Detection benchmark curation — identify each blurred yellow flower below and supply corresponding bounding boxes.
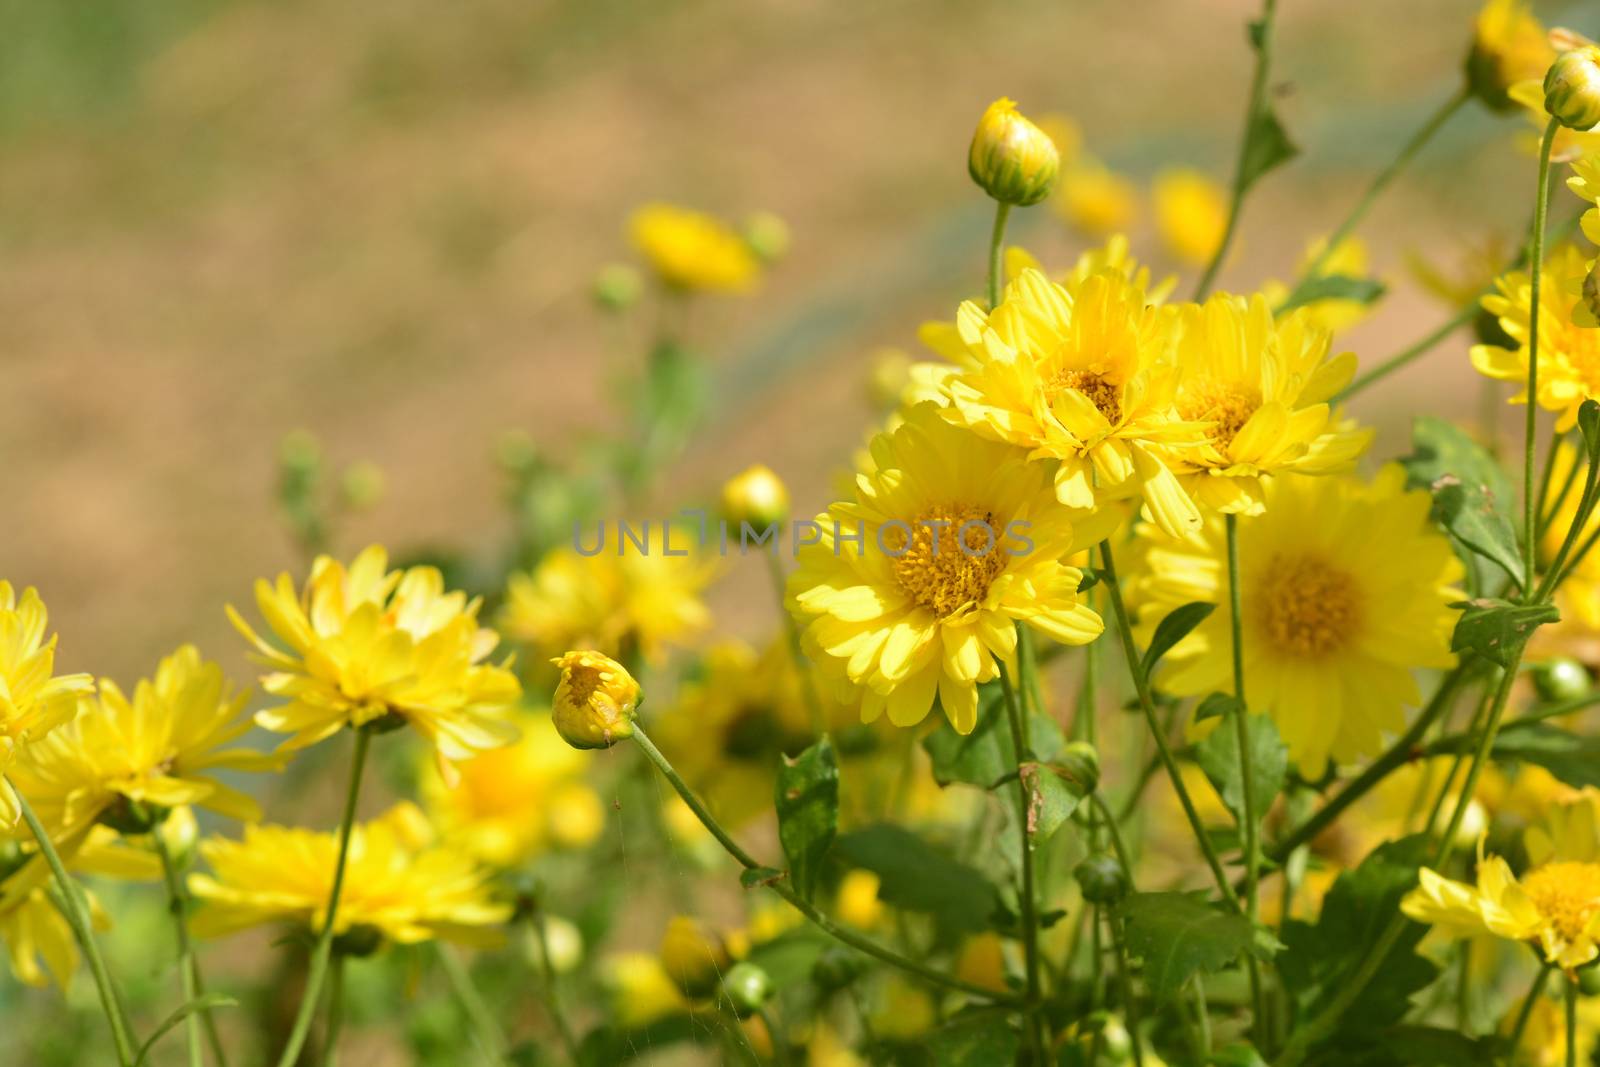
[721,464,790,531]
[1130,466,1464,778]
[935,267,1206,535]
[13,645,282,835]
[870,976,936,1039]
[422,709,603,867]
[954,931,1011,993]
[1503,991,1600,1066]
[788,404,1105,733]
[1472,243,1600,431]
[658,914,734,998]
[1466,0,1554,111]
[230,545,520,770]
[1055,158,1138,237]
[834,868,883,929]
[189,802,509,948]
[501,523,714,665]
[1539,442,1600,638]
[551,650,640,750]
[629,203,760,293]
[1167,293,1372,515]
[0,583,93,824]
[0,825,142,988]
[601,951,689,1027]
[1153,168,1227,266]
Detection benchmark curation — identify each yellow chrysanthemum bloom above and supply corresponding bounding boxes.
[12,645,283,835]
[501,523,714,665]
[1471,243,1600,431]
[934,267,1207,535]
[1465,0,1554,111]
[788,404,1105,733]
[1153,168,1227,266]
[659,914,737,999]
[229,545,520,770]
[1259,236,1376,336]
[1567,152,1600,325]
[1129,465,1464,777]
[1166,293,1373,515]
[421,708,603,868]
[189,802,509,947]
[1055,158,1138,237]
[629,203,760,293]
[835,868,884,929]
[0,583,93,824]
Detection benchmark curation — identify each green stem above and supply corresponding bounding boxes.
[1193,0,1278,301]
[1096,540,1238,904]
[10,784,139,1067]
[986,202,1013,310]
[1335,302,1477,402]
[629,724,1019,1003]
[1106,909,1146,1067]
[319,955,345,1067]
[1277,89,1468,312]
[766,548,824,737]
[529,909,580,1061]
[438,943,509,1066]
[1567,974,1578,1067]
[1224,516,1267,1041]
[1525,118,1560,591]
[1507,964,1554,1058]
[275,729,372,1067]
[154,829,227,1067]
[998,662,1047,1061]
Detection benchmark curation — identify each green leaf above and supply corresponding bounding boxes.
[1240,104,1298,193]
[925,1012,1021,1066]
[1485,722,1600,788]
[1118,891,1258,1002]
[1194,711,1288,822]
[1401,417,1523,587]
[134,994,237,1066]
[1141,602,1216,679]
[1321,1026,1499,1066]
[1579,398,1600,460]
[775,736,838,900]
[1018,761,1090,844]
[575,1015,709,1066]
[1194,692,1242,723]
[1450,598,1559,666]
[1275,273,1386,315]
[923,681,1063,788]
[833,825,1002,938]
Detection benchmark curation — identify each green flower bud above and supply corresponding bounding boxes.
[1075,854,1130,906]
[811,946,866,991]
[592,262,643,313]
[1058,741,1100,794]
[1580,962,1600,997]
[1532,657,1591,704]
[968,97,1060,207]
[1544,46,1600,131]
[721,962,773,1018]
[742,212,790,264]
[720,464,790,532]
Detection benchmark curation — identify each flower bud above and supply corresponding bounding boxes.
[659,915,731,999]
[1544,46,1600,131]
[720,464,790,532]
[1532,656,1591,704]
[593,262,643,313]
[1075,853,1130,905]
[720,962,774,1018]
[1580,963,1600,997]
[811,946,867,991]
[742,212,790,264]
[551,651,641,750]
[1058,740,1100,793]
[968,97,1060,207]
[1464,0,1554,111]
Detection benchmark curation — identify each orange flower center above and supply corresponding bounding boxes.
[1252,553,1363,657]
[888,504,1009,618]
[1522,861,1600,946]
[1178,379,1262,450]
[1047,369,1123,425]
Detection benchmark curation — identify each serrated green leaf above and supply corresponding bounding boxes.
[1401,417,1523,587]
[1119,891,1257,1002]
[833,825,1001,938]
[1194,711,1287,822]
[925,1012,1021,1066]
[1275,273,1386,315]
[1018,760,1090,844]
[1142,602,1216,679]
[1450,598,1558,666]
[776,737,838,900]
[1482,722,1600,788]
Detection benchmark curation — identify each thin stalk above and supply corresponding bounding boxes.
[1193,0,1279,301]
[154,829,227,1067]
[765,548,824,736]
[529,910,580,1060]
[1506,964,1554,1060]
[1567,975,1578,1067]
[319,955,346,1067]
[11,785,139,1067]
[986,202,1013,310]
[1097,540,1237,903]
[275,729,372,1067]
[1106,910,1146,1067]
[629,724,1019,1003]
[998,662,1046,1059]
[1524,118,1560,590]
[1277,88,1469,311]
[1336,302,1477,402]
[1537,427,1576,539]
[1224,515,1267,1040]
[438,943,509,1066]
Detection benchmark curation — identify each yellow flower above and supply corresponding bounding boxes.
[0,825,140,988]
[1166,292,1373,515]
[788,404,1105,733]
[422,708,603,867]
[550,650,640,750]
[968,97,1060,207]
[602,951,688,1027]
[934,267,1207,535]
[1153,168,1227,266]
[1055,158,1138,237]
[230,545,520,769]
[835,868,883,929]
[1538,442,1600,638]
[658,914,733,999]
[721,464,790,531]
[501,523,713,665]
[0,583,93,824]
[1466,0,1555,111]
[954,931,1011,993]
[12,646,283,836]
[1259,235,1377,336]
[629,203,760,293]
[1472,243,1600,431]
[1129,465,1464,777]
[189,802,509,947]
